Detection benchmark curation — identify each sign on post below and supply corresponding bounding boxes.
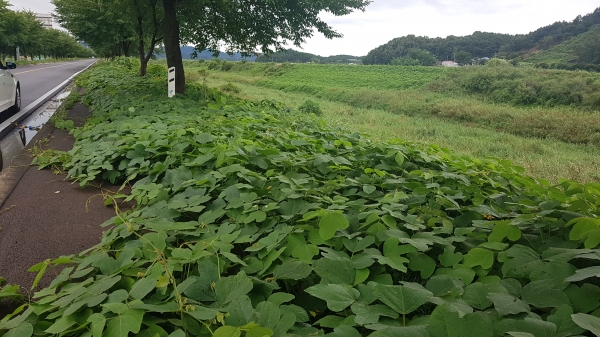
[168,67,175,98]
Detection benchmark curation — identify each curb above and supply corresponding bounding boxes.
[0,113,58,210]
[0,62,96,209]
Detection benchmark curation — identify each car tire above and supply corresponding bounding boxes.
[9,85,20,113]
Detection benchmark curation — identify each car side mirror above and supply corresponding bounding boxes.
[6,62,16,69]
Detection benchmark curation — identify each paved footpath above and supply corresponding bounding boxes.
[0,103,122,316]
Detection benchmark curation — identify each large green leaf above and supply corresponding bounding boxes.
[305,284,360,312]
[427,304,493,337]
[4,323,33,337]
[487,293,530,316]
[374,283,433,314]
[313,258,355,285]
[273,261,313,280]
[213,326,241,337]
[564,284,600,313]
[319,212,350,240]
[103,309,144,337]
[463,248,494,270]
[350,302,399,325]
[547,305,586,337]
[368,326,431,337]
[462,282,507,310]
[521,280,570,308]
[571,313,600,337]
[565,266,600,282]
[215,272,254,305]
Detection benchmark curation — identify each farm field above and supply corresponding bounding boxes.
[182,60,600,183]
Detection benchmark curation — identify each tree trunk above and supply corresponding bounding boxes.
[162,0,185,94]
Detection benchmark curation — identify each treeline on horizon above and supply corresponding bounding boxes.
[0,0,93,61]
[255,48,361,64]
[363,7,600,69]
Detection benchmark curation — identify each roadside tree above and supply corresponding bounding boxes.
[162,0,372,93]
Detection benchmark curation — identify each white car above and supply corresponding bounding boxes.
[0,61,20,114]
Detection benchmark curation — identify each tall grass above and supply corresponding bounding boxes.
[177,61,600,183]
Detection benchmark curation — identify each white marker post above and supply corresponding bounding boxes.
[168,67,175,98]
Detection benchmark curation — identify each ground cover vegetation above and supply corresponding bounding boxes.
[0,0,93,61]
[3,59,600,337]
[183,62,600,184]
[197,61,600,148]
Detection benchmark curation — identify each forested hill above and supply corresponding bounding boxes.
[364,6,600,65]
[255,49,361,64]
[363,32,512,65]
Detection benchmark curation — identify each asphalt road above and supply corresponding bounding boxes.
[0,59,96,125]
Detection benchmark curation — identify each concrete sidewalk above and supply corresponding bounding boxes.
[0,103,122,315]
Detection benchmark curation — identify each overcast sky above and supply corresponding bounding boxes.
[8,0,600,57]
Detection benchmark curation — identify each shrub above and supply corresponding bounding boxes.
[207,59,221,70]
[220,82,241,93]
[486,58,511,67]
[298,99,323,115]
[221,60,234,71]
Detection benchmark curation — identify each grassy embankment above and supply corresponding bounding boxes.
[178,60,600,183]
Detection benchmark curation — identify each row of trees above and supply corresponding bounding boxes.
[0,0,93,61]
[53,0,372,93]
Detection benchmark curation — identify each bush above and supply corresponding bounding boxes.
[486,58,511,67]
[207,59,221,70]
[298,99,323,115]
[221,60,234,71]
[219,82,241,93]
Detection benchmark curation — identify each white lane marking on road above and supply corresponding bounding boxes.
[0,61,97,135]
[13,61,88,75]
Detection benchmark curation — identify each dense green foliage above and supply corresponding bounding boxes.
[363,7,600,66]
[390,49,437,66]
[363,32,514,65]
[0,0,93,60]
[526,25,600,72]
[199,62,600,146]
[434,66,600,109]
[3,60,600,337]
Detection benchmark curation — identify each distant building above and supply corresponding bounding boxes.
[442,60,459,67]
[35,13,53,29]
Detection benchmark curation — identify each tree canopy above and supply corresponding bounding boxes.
[0,0,93,61]
[162,0,372,93]
[53,0,163,75]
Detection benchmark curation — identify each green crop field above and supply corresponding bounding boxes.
[259,64,452,91]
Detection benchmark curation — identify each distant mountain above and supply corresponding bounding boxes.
[364,6,600,68]
[255,49,362,64]
[156,46,256,61]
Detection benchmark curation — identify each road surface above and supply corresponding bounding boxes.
[0,59,96,126]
